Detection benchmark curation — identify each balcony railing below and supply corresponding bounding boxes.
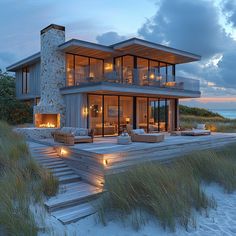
[67,66,200,92]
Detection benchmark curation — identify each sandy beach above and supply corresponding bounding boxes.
[38,183,236,236]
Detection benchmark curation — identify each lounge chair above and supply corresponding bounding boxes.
[130,129,165,143]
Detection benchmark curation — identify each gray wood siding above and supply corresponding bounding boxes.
[64,93,87,128]
[15,62,41,100]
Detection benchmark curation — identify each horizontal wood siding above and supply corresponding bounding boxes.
[15,62,41,100]
[64,93,87,128]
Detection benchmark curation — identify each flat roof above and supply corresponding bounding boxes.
[7,37,201,71]
[111,38,201,64]
[58,39,115,59]
[7,52,40,72]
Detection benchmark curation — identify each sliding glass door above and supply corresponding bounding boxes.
[88,95,172,136]
[136,97,148,132]
[88,95,103,136]
[88,95,133,136]
[104,96,119,136]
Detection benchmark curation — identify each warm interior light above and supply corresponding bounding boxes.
[89,72,94,78]
[125,117,130,124]
[165,82,176,87]
[103,159,108,166]
[104,63,113,71]
[60,148,68,157]
[150,73,155,79]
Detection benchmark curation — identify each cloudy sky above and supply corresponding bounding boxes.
[1,0,236,109]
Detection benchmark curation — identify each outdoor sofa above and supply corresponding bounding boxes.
[181,124,211,136]
[130,129,165,143]
[52,127,94,145]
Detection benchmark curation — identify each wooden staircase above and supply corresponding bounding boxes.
[28,142,103,224]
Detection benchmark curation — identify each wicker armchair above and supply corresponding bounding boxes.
[52,127,94,145]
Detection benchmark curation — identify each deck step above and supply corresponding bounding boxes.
[51,202,96,224]
[28,142,104,223]
[51,167,72,173]
[59,182,99,194]
[42,161,67,168]
[58,174,81,184]
[37,159,64,165]
[53,170,75,177]
[33,154,60,159]
[45,185,102,212]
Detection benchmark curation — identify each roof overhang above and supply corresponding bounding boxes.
[7,52,40,72]
[111,38,201,64]
[58,39,115,59]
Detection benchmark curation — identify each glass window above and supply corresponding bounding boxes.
[159,99,168,131]
[75,56,89,85]
[104,96,118,136]
[149,98,159,132]
[115,57,122,82]
[120,96,133,133]
[137,58,148,85]
[90,58,103,81]
[159,62,167,82]
[66,54,74,86]
[22,67,29,94]
[123,55,134,84]
[167,64,173,82]
[137,97,148,132]
[89,95,103,136]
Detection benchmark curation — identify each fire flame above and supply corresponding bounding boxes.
[39,122,56,128]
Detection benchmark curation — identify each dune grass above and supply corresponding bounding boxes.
[180,114,236,132]
[0,121,58,235]
[98,143,236,231]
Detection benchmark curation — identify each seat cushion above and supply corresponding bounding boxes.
[74,135,91,140]
[61,127,74,134]
[196,124,206,130]
[132,129,145,135]
[73,128,88,136]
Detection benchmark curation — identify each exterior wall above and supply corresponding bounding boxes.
[64,93,87,128]
[15,62,41,100]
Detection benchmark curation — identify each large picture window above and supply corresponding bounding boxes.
[66,54,104,86]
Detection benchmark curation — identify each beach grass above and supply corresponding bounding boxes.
[180,114,236,132]
[98,143,236,231]
[0,121,58,235]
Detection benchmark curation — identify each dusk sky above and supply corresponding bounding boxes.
[1,0,236,109]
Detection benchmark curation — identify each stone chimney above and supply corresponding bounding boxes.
[34,24,66,128]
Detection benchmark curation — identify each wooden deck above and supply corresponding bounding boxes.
[28,133,236,223]
[30,132,236,186]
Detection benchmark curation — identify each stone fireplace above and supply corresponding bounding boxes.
[33,24,66,129]
[35,114,60,128]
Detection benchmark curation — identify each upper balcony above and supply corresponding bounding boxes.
[65,66,200,95]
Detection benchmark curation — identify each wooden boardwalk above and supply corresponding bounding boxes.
[28,142,103,224]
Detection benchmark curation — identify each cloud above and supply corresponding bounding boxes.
[137,0,236,92]
[96,32,127,45]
